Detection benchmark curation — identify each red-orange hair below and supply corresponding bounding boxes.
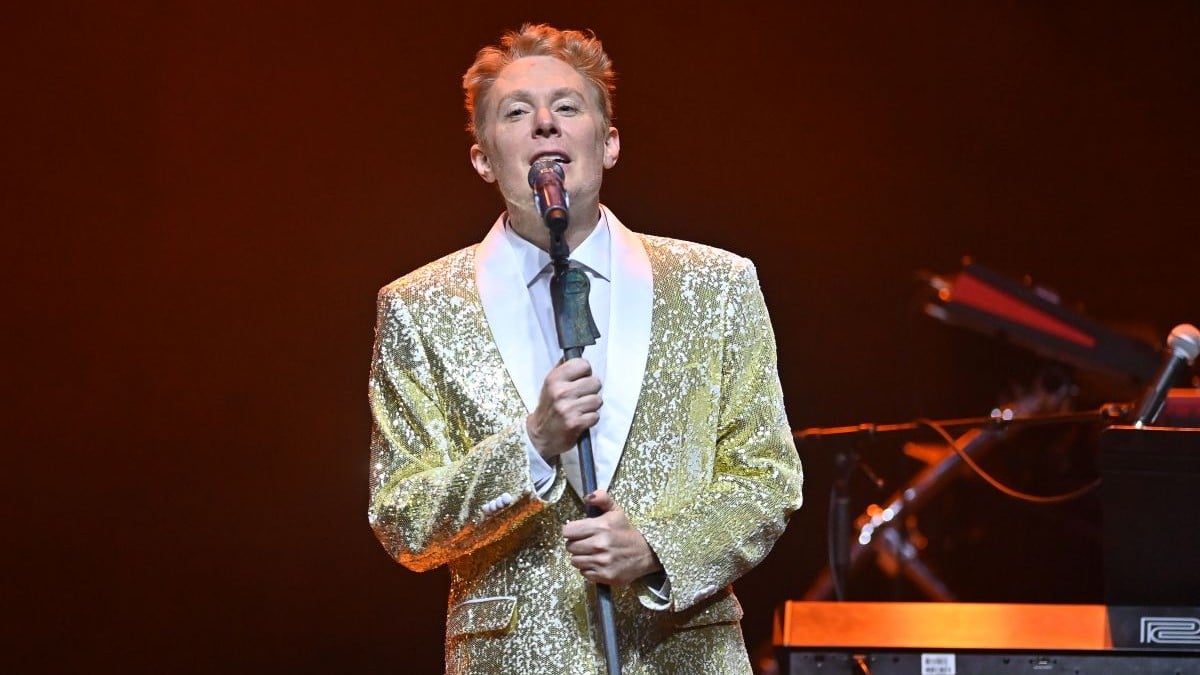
[463,24,616,143]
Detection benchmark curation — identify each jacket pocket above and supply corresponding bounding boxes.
[447,595,519,638]
[674,590,744,629]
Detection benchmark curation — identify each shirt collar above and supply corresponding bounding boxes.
[502,210,612,286]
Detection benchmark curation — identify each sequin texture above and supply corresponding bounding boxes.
[368,229,803,674]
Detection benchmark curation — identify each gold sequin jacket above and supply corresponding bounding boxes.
[369,207,803,674]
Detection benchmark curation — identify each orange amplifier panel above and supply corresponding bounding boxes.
[774,601,1113,651]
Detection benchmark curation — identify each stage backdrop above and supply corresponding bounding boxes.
[8,3,1198,672]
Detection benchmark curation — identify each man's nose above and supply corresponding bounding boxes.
[533,106,560,137]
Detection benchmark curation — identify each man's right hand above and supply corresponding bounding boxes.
[527,358,602,460]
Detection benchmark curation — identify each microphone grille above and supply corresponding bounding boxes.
[527,158,565,187]
[1167,323,1200,364]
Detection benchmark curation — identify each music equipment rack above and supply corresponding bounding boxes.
[775,601,1200,674]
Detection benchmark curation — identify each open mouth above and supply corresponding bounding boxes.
[530,152,571,165]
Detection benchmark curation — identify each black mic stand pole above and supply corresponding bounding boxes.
[829,447,853,601]
[546,225,621,675]
[795,406,1128,444]
[798,402,1129,601]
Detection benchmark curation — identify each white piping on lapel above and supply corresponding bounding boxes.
[474,213,553,416]
[592,205,653,492]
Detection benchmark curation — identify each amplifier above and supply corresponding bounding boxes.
[774,601,1200,674]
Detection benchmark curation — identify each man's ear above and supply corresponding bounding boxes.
[470,144,496,183]
[602,127,620,169]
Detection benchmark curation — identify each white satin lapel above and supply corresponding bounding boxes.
[595,206,653,490]
[475,214,553,416]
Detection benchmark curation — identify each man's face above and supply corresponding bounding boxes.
[470,56,619,221]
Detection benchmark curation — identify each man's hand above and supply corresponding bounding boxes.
[563,490,662,586]
[527,358,602,460]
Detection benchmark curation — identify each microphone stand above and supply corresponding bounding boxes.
[797,403,1129,601]
[546,224,621,675]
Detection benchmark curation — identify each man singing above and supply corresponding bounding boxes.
[368,24,803,674]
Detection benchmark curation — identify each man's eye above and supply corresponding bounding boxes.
[556,104,579,114]
[505,109,527,119]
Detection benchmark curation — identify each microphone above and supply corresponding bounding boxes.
[1132,323,1200,427]
[527,158,569,233]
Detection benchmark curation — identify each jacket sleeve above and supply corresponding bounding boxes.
[367,286,566,572]
[630,260,804,611]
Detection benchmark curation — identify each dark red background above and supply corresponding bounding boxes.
[8,3,1198,672]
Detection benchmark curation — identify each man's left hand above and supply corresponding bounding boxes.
[563,490,662,586]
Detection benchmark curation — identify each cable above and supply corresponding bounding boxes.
[914,418,1100,504]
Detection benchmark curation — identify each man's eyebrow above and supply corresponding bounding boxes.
[497,87,586,105]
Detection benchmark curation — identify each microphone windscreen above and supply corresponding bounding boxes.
[527,158,565,188]
[1167,323,1200,364]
